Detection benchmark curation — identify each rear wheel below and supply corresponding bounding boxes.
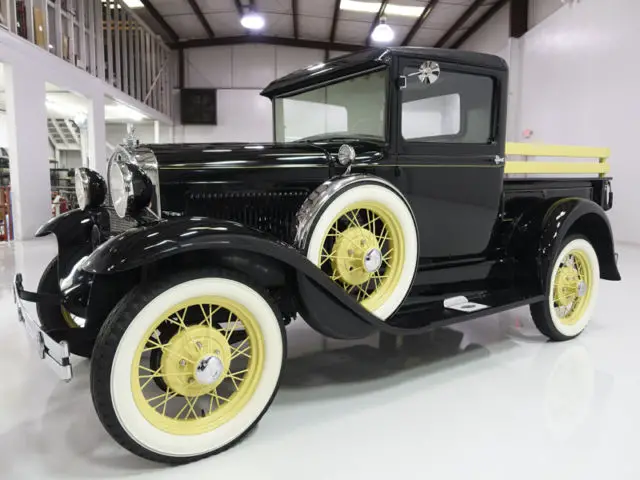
[530,236,600,341]
[36,256,91,357]
[90,269,285,464]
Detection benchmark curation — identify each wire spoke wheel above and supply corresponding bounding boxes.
[131,296,264,436]
[551,250,593,326]
[318,201,404,313]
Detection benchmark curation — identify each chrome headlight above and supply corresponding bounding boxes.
[74,167,106,210]
[108,155,154,219]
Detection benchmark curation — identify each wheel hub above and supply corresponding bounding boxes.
[159,324,231,397]
[331,227,380,285]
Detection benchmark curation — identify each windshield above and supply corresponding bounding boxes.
[274,69,388,143]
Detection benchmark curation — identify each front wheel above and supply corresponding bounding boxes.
[90,269,286,464]
[530,236,600,341]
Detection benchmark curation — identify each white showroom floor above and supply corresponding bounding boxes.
[1,238,639,479]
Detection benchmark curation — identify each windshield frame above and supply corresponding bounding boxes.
[271,66,391,144]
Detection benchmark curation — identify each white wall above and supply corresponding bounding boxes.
[460,0,640,244]
[0,112,7,147]
[177,45,347,143]
[460,2,511,59]
[106,122,172,147]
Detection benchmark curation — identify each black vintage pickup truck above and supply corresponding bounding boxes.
[14,47,619,464]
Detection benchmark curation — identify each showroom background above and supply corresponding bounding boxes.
[152,0,637,243]
[1,0,636,243]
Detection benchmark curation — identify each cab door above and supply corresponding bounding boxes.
[393,56,507,260]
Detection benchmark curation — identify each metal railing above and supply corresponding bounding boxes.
[0,0,173,117]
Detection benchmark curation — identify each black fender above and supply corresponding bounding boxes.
[35,208,109,279]
[512,198,620,289]
[79,217,409,340]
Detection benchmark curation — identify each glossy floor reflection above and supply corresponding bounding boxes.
[1,238,639,479]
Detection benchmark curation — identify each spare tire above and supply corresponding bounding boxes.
[299,176,418,320]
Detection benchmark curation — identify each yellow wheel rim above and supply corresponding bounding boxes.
[552,249,593,326]
[131,296,264,435]
[318,201,404,312]
[61,307,79,329]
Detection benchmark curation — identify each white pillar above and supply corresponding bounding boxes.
[5,63,52,241]
[154,120,160,143]
[88,94,106,175]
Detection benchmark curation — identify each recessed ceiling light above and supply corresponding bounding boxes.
[240,11,266,30]
[340,0,423,18]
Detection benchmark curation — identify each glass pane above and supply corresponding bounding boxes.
[274,69,388,143]
[400,66,494,144]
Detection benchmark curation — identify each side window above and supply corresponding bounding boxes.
[400,64,494,144]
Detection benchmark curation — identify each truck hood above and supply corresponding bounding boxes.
[145,140,386,170]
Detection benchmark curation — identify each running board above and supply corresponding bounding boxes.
[387,290,544,333]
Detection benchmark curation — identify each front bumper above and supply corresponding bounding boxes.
[12,274,73,382]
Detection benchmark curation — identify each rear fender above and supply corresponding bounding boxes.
[511,198,620,289]
[538,198,620,282]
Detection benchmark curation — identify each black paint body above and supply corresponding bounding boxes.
[34,47,620,344]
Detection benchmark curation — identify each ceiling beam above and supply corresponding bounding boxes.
[451,0,509,48]
[401,0,440,46]
[365,0,388,47]
[292,0,299,39]
[434,0,485,48]
[140,0,179,43]
[175,35,363,52]
[186,0,215,39]
[326,0,341,61]
[233,0,244,17]
[510,0,529,38]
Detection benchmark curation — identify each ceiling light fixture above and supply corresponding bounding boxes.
[371,17,394,43]
[240,10,266,30]
[340,0,423,18]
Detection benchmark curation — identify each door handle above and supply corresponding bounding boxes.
[494,156,505,165]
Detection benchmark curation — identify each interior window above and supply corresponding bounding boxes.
[400,65,494,144]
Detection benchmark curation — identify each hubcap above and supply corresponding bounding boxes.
[363,248,382,273]
[195,355,225,385]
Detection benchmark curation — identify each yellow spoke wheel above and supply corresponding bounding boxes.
[318,201,404,312]
[530,236,600,341]
[131,296,264,436]
[552,250,593,326]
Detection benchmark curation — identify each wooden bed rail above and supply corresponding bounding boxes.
[504,143,610,176]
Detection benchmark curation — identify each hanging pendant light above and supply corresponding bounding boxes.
[371,17,394,43]
[241,9,266,30]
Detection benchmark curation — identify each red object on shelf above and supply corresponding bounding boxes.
[0,186,12,241]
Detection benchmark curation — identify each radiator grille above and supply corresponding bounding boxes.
[186,189,309,243]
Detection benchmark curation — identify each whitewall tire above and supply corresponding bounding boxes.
[530,236,600,341]
[90,270,285,464]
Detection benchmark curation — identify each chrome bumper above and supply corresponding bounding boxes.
[13,274,73,382]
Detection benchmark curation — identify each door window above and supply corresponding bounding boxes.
[400,65,494,144]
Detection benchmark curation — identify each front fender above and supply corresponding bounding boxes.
[538,198,621,283]
[80,217,411,340]
[36,208,109,278]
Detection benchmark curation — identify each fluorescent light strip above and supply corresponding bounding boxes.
[340,0,424,18]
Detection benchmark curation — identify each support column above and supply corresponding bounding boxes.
[88,94,106,175]
[5,62,51,241]
[154,120,160,143]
